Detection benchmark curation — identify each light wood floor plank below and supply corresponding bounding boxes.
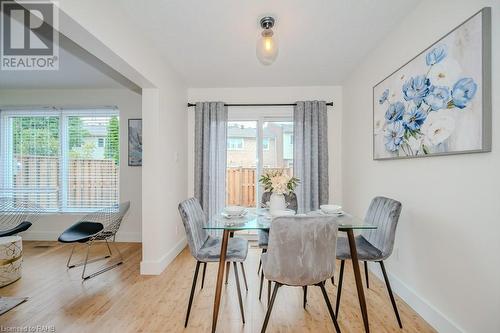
[1,241,436,333]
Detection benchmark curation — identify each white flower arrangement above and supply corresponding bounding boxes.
[259,169,299,195]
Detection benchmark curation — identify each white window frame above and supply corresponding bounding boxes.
[0,108,119,213]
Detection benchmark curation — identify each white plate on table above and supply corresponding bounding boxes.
[320,204,342,215]
[319,210,345,216]
[221,210,248,219]
[223,205,246,216]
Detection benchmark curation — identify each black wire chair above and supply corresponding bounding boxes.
[58,201,130,280]
[0,197,41,237]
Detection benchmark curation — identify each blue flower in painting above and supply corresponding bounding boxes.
[402,75,431,105]
[451,78,477,109]
[426,45,447,66]
[424,85,450,111]
[403,106,427,131]
[385,102,405,123]
[379,89,389,104]
[384,121,405,152]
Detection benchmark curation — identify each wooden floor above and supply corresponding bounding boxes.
[1,241,435,333]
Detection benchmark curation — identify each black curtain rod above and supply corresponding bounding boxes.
[187,102,333,107]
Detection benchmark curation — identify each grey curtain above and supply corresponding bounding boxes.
[194,102,227,219]
[293,101,329,213]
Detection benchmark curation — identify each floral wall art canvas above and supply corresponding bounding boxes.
[373,8,491,160]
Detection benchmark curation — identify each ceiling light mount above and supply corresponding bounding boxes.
[260,16,275,30]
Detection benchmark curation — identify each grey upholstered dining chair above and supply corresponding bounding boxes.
[260,215,341,333]
[335,196,403,328]
[257,192,297,301]
[178,198,249,327]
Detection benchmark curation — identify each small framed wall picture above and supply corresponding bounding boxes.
[128,119,142,166]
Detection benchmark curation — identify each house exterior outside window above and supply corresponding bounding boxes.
[262,137,270,150]
[226,120,293,209]
[227,137,244,150]
[283,132,293,161]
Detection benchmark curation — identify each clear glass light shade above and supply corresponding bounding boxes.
[256,30,279,65]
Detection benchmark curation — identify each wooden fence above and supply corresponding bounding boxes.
[226,167,292,207]
[226,168,257,207]
[10,156,60,208]
[10,159,287,209]
[67,159,119,207]
[10,155,119,209]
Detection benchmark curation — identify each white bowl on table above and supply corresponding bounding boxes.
[320,204,342,215]
[223,206,246,217]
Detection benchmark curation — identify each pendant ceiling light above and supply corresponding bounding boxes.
[256,16,279,65]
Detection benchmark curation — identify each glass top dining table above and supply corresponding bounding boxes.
[203,208,377,333]
[204,208,377,231]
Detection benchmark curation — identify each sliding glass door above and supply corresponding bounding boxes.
[226,121,258,208]
[226,112,293,209]
[262,121,294,177]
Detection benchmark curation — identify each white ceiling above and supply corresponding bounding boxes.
[118,0,420,88]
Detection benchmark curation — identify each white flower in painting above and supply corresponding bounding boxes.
[421,111,455,146]
[374,113,386,134]
[428,57,463,88]
[407,136,423,155]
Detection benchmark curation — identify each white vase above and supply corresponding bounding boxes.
[269,193,286,212]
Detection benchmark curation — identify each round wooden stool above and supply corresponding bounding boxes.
[0,236,23,287]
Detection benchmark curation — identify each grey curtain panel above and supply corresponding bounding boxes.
[194,102,228,220]
[293,101,329,213]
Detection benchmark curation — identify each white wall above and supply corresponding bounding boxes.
[187,86,343,203]
[55,0,188,275]
[0,88,142,242]
[341,1,499,332]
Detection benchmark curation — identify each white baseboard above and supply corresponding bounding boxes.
[22,230,142,242]
[22,231,59,241]
[140,237,187,275]
[368,263,464,333]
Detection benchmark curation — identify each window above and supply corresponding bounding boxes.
[225,111,293,209]
[226,122,256,207]
[263,121,294,174]
[283,132,294,160]
[0,108,120,212]
[227,137,244,150]
[262,138,270,150]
